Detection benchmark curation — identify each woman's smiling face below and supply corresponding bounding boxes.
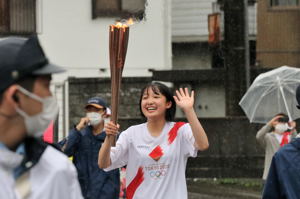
[141,87,172,120]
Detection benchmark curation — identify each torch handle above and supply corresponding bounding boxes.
[108,24,129,147]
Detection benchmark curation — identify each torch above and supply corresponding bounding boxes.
[109,21,130,146]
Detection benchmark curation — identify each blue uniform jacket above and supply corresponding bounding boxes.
[63,126,120,199]
[263,138,300,199]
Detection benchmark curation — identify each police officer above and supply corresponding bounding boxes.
[0,35,83,199]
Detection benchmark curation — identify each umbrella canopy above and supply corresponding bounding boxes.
[239,66,300,124]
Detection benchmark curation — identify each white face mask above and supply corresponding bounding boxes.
[15,86,59,137]
[275,123,289,134]
[86,112,103,126]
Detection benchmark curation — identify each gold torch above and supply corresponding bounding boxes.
[109,21,130,146]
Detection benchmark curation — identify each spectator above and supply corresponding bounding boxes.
[61,97,120,199]
[256,114,297,182]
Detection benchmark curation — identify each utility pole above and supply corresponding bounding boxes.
[244,0,250,89]
[223,0,250,116]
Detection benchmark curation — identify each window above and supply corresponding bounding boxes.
[0,0,36,35]
[248,0,257,5]
[92,0,146,20]
[271,0,299,6]
[217,0,257,7]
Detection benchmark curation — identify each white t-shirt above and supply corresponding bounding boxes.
[105,122,198,199]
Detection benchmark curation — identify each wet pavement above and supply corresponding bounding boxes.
[188,192,261,199]
[187,178,262,199]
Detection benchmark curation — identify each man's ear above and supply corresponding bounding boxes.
[13,93,19,102]
[4,85,19,105]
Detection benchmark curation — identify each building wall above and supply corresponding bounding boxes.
[175,84,226,118]
[257,0,300,67]
[172,42,212,69]
[172,0,217,42]
[172,0,257,41]
[171,1,257,70]
[37,0,172,83]
[171,0,216,69]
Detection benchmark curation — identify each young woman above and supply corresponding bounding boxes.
[98,82,209,199]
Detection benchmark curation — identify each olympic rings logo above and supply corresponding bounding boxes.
[149,170,167,179]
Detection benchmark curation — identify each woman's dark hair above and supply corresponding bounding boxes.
[275,113,289,123]
[16,75,37,91]
[139,82,176,121]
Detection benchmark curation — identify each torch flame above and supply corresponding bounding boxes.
[113,18,134,28]
[126,18,134,26]
[115,22,124,28]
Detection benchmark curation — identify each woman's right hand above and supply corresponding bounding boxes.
[268,115,282,127]
[105,121,120,136]
[99,121,118,169]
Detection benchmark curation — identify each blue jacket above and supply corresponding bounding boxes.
[63,126,120,199]
[262,138,300,199]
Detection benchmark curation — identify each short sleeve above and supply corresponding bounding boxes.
[104,129,130,171]
[180,123,198,158]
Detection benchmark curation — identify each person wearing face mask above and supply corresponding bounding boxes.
[0,35,83,199]
[262,85,300,199]
[60,97,120,199]
[256,114,297,183]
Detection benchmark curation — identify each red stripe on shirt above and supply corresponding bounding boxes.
[168,122,186,145]
[127,167,144,199]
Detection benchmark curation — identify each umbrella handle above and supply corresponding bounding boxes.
[279,84,293,122]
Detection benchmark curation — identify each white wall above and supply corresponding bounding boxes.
[176,85,226,118]
[37,0,172,83]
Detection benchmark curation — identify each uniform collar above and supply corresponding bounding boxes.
[0,142,24,171]
[0,137,48,178]
[0,142,7,149]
